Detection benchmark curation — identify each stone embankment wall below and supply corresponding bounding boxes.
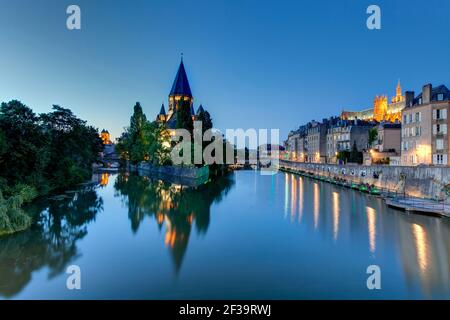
[279,160,450,200]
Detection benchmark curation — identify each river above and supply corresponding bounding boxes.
[1,170,449,299]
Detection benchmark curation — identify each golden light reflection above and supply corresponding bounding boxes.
[366,207,376,254]
[332,192,340,240]
[156,213,164,225]
[100,173,110,186]
[298,177,304,223]
[284,173,289,217]
[313,183,319,229]
[412,223,429,273]
[291,175,297,221]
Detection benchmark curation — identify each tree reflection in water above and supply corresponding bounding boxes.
[0,185,103,298]
[114,173,235,272]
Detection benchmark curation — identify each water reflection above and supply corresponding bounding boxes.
[366,206,376,254]
[113,173,235,272]
[411,223,429,274]
[0,184,103,298]
[281,173,450,298]
[332,192,340,240]
[313,182,320,229]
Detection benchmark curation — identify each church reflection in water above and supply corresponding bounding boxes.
[113,172,235,272]
[0,172,234,298]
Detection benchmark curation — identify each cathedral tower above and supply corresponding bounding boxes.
[167,58,194,119]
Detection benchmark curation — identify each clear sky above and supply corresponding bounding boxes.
[1,0,449,140]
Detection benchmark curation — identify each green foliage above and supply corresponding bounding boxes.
[0,185,36,235]
[336,142,363,164]
[197,109,213,135]
[39,105,103,190]
[116,102,171,165]
[0,100,102,235]
[336,151,350,163]
[176,99,193,134]
[349,141,363,164]
[368,127,378,147]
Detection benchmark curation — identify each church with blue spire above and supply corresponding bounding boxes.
[156,58,208,129]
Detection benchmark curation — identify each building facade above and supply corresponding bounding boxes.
[286,125,307,162]
[401,84,449,166]
[326,119,373,163]
[364,122,401,165]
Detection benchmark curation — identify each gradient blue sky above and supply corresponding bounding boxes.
[1,0,449,139]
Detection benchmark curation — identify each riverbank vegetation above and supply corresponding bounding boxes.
[0,100,103,235]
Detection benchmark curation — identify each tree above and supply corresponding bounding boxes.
[129,102,147,137]
[143,121,171,165]
[176,99,193,134]
[116,102,171,165]
[0,100,46,188]
[126,102,151,164]
[349,141,363,164]
[368,127,378,147]
[0,100,102,235]
[40,105,103,189]
[197,109,213,135]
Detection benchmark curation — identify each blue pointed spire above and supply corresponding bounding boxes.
[169,59,192,97]
[190,104,195,115]
[159,103,166,115]
[196,104,204,115]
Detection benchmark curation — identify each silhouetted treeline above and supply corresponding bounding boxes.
[0,100,102,235]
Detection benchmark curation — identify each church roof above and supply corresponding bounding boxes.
[190,105,195,115]
[166,114,178,129]
[159,103,166,115]
[169,60,192,97]
[196,104,204,115]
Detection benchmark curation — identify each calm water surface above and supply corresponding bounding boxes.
[1,171,450,299]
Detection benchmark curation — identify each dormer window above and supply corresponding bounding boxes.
[418,98,422,105]
[437,93,444,101]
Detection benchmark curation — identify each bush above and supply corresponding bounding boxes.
[0,185,36,236]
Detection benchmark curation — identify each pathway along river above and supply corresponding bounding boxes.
[1,170,449,299]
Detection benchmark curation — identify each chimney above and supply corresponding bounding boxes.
[405,91,415,107]
[422,84,432,104]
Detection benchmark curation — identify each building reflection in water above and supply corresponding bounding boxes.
[281,173,450,298]
[313,182,320,229]
[291,174,297,222]
[284,173,289,217]
[298,177,304,223]
[366,206,377,254]
[114,173,235,273]
[332,192,340,241]
[100,172,110,186]
[411,223,429,274]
